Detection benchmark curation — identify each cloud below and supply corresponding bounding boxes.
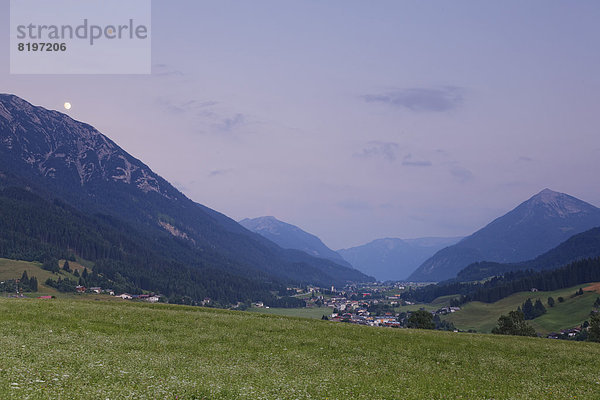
[156,96,250,135]
[449,165,474,183]
[215,113,246,133]
[156,97,218,116]
[402,154,432,167]
[337,199,372,211]
[152,64,185,77]
[362,86,465,112]
[354,141,399,162]
[208,169,233,177]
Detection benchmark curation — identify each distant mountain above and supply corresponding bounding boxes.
[408,189,600,282]
[455,226,600,281]
[338,237,462,281]
[0,94,371,302]
[239,216,352,268]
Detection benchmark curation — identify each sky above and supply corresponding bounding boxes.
[1,1,600,249]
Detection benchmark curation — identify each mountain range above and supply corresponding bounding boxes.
[239,216,352,267]
[455,226,600,282]
[408,189,600,282]
[0,94,371,303]
[338,237,462,281]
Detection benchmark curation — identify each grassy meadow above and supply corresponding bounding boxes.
[444,284,599,334]
[247,306,333,319]
[0,258,58,294]
[0,258,122,302]
[0,298,599,399]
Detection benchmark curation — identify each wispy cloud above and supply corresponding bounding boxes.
[402,154,432,167]
[215,113,246,133]
[362,86,465,112]
[449,165,474,182]
[354,141,399,162]
[354,143,433,167]
[208,169,233,177]
[156,96,250,135]
[337,199,372,211]
[155,97,217,116]
[152,64,185,77]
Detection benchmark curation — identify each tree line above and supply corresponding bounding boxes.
[0,270,38,293]
[404,257,600,306]
[0,186,289,305]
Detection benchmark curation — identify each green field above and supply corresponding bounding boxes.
[0,258,58,294]
[247,306,333,319]
[0,298,599,399]
[0,258,119,301]
[445,284,599,334]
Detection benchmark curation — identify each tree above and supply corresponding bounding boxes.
[449,297,462,307]
[594,297,600,308]
[29,277,38,292]
[571,288,584,298]
[73,269,80,277]
[533,299,546,318]
[558,296,565,303]
[433,314,456,331]
[407,310,434,330]
[589,312,600,343]
[42,258,60,273]
[522,298,535,319]
[62,261,71,273]
[82,268,88,279]
[492,310,537,337]
[20,270,29,283]
[547,296,555,307]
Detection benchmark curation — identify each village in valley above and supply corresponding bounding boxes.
[251,282,461,330]
[4,260,594,341]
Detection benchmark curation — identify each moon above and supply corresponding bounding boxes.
[64,102,72,110]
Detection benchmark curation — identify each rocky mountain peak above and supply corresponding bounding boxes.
[526,188,593,218]
[0,94,172,198]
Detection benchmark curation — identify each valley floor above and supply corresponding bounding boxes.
[0,298,599,399]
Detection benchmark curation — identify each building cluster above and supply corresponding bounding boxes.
[74,285,161,303]
[547,327,583,340]
[324,294,461,328]
[329,312,402,327]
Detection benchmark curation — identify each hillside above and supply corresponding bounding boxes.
[456,227,600,281]
[409,189,600,282]
[0,298,599,399]
[0,186,277,302]
[338,237,462,281]
[0,258,58,293]
[0,94,371,302]
[240,216,352,267]
[444,284,599,334]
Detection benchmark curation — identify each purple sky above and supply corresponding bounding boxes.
[2,1,600,249]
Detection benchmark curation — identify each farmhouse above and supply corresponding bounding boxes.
[201,298,211,306]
